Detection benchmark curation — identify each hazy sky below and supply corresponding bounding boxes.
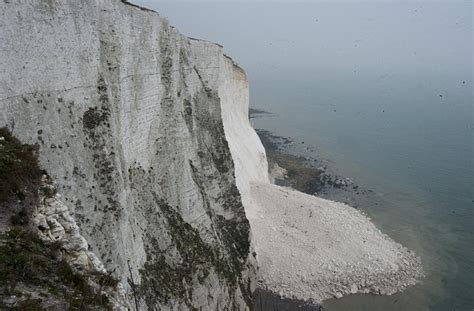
[132,0,472,85]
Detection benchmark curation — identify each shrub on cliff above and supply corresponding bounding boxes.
[0,128,119,310]
[0,127,42,225]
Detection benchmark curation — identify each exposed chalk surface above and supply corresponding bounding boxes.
[248,182,423,303]
[1,1,256,309]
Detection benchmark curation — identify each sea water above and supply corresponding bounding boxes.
[251,71,473,310]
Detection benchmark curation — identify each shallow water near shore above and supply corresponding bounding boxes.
[250,72,473,310]
[253,289,322,311]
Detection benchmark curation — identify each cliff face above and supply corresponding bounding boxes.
[0,1,256,309]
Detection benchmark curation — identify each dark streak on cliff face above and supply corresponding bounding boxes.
[139,195,216,306]
[82,76,120,222]
[125,25,254,309]
[120,0,157,13]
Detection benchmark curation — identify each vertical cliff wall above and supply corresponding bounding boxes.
[186,41,269,217]
[0,0,256,309]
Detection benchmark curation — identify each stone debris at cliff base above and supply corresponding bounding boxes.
[248,182,424,303]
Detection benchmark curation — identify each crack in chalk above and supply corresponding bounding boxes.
[1,65,222,103]
[0,84,97,102]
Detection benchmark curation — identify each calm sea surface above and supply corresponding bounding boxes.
[251,72,473,310]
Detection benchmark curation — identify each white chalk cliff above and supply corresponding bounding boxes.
[0,0,422,309]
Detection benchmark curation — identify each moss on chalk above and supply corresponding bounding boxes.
[0,227,118,310]
[0,127,46,229]
[139,196,216,306]
[0,127,42,207]
[138,192,252,308]
[82,107,109,131]
[0,129,119,310]
[82,75,121,219]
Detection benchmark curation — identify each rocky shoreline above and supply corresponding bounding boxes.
[250,108,361,198]
[256,129,355,195]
